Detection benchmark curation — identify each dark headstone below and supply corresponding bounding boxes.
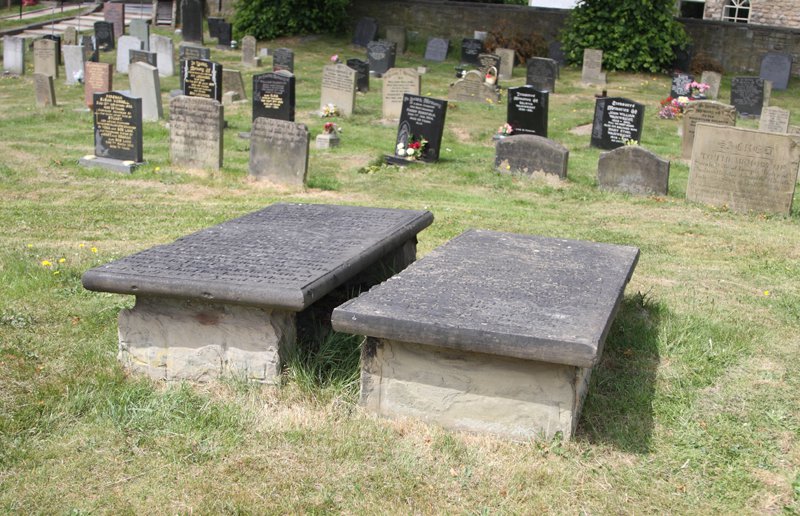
[81,35,99,63]
[130,49,157,68]
[424,38,449,62]
[460,38,483,65]
[730,77,766,118]
[670,73,694,98]
[394,94,447,163]
[178,44,211,88]
[252,71,295,122]
[272,48,294,73]
[183,59,223,102]
[181,0,204,44]
[495,135,568,178]
[42,34,61,66]
[671,45,693,73]
[590,97,645,150]
[103,2,125,39]
[507,86,548,137]
[94,21,115,52]
[548,41,565,66]
[217,21,232,49]
[92,91,143,163]
[526,57,558,93]
[353,17,378,47]
[207,17,223,39]
[597,146,669,196]
[759,53,792,91]
[367,40,396,77]
[346,58,369,93]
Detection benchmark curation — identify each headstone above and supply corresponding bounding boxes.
[248,118,309,185]
[526,57,558,93]
[590,97,645,150]
[84,61,113,108]
[478,53,501,77]
[178,43,211,89]
[241,36,259,67]
[316,126,340,149]
[670,73,694,98]
[394,94,447,163]
[62,45,85,85]
[507,86,548,137]
[116,36,143,74]
[272,47,294,73]
[548,41,565,66]
[597,146,669,195]
[3,36,25,76]
[448,70,500,104]
[181,0,204,44]
[252,71,295,122]
[700,71,722,100]
[130,62,163,121]
[424,37,449,62]
[63,27,78,46]
[33,39,58,78]
[460,38,483,65]
[763,80,773,110]
[386,25,406,54]
[495,135,568,178]
[33,73,56,107]
[150,35,174,77]
[217,21,232,49]
[672,45,693,73]
[130,49,157,68]
[759,53,792,91]
[581,48,606,85]
[759,106,790,133]
[84,91,143,172]
[81,36,99,63]
[41,34,61,66]
[688,124,800,216]
[169,95,223,170]
[207,17,223,39]
[382,68,420,119]
[352,17,378,47]
[680,100,736,159]
[104,2,125,39]
[730,77,766,118]
[94,21,115,52]
[320,64,356,116]
[367,40,396,77]
[496,48,514,80]
[346,58,369,93]
[183,59,223,102]
[130,19,150,51]
[222,68,247,101]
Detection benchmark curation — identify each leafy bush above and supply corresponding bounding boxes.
[233,0,351,40]
[484,20,547,66]
[560,0,690,73]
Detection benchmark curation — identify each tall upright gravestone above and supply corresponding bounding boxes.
[272,48,294,73]
[681,101,736,159]
[34,38,58,78]
[591,97,645,150]
[130,19,150,51]
[249,118,310,185]
[84,62,113,108]
[63,27,78,46]
[116,36,143,74]
[496,48,514,80]
[367,40,396,77]
[183,59,223,102]
[252,71,295,122]
[81,36,99,64]
[169,96,224,170]
[700,71,722,100]
[526,57,558,93]
[178,43,210,89]
[63,45,85,85]
[507,86,548,137]
[3,36,25,75]
[424,38,449,62]
[393,94,448,163]
[181,0,204,44]
[346,58,369,93]
[79,91,143,174]
[320,64,356,116]
[386,26,407,54]
[352,17,378,47]
[33,73,56,107]
[241,36,259,67]
[730,77,766,118]
[104,2,125,39]
[382,68,421,120]
[759,53,792,91]
[460,38,482,65]
[94,21,115,52]
[130,62,163,121]
[581,48,606,85]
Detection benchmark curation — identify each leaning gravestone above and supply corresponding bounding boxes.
[183,59,223,102]
[680,100,736,159]
[393,94,448,163]
[272,47,294,73]
[130,62,163,121]
[367,40,396,77]
[526,57,558,93]
[382,68,421,119]
[94,21,115,52]
[249,118,309,185]
[84,61,113,108]
[688,124,800,216]
[150,35,174,76]
[424,37,449,62]
[591,97,645,150]
[460,38,483,65]
[104,2,125,39]
[670,73,694,98]
[129,19,150,51]
[241,36,259,67]
[116,36,143,74]
[700,71,722,100]
[62,45,85,85]
[130,49,157,68]
[597,146,669,195]
[252,71,295,122]
[730,77,766,118]
[507,86,549,137]
[449,70,500,104]
[478,53,501,77]
[759,106,790,133]
[181,0,204,44]
[169,95,223,170]
[346,58,369,93]
[759,52,792,91]
[353,17,378,47]
[320,64,356,116]
[496,48,514,80]
[222,69,247,101]
[63,26,78,46]
[79,91,143,173]
[581,48,606,85]
[3,36,25,75]
[34,38,58,78]
[386,25,407,54]
[33,73,56,107]
[495,135,568,178]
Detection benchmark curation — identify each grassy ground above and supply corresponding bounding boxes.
[1,29,799,513]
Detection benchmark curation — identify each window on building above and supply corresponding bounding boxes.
[722,0,750,23]
[679,0,705,19]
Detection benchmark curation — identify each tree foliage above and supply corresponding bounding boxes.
[560,0,690,73]
[233,0,351,40]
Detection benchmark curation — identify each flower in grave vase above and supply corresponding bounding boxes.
[396,135,428,160]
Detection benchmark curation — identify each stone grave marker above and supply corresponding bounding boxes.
[730,77,766,118]
[241,35,260,67]
[84,61,113,108]
[252,71,295,122]
[177,43,210,88]
[700,71,722,100]
[680,100,736,159]
[598,146,669,195]
[94,21,115,52]
[62,45,85,85]
[460,38,483,65]
[181,0,204,43]
[207,17,223,39]
[169,95,223,169]
[548,40,566,65]
[130,61,163,121]
[346,58,369,93]
[591,97,645,150]
[81,36,99,63]
[382,68,420,119]
[129,19,150,51]
[495,135,568,178]
[581,48,606,85]
[352,17,378,47]
[150,35,174,77]
[3,36,25,75]
[424,37,449,62]
[63,26,78,46]
[80,91,143,173]
[526,57,558,93]
[759,52,792,91]
[496,48,514,80]
[670,73,694,98]
[249,118,309,185]
[183,58,223,102]
[34,38,58,78]
[41,35,61,66]
[272,47,294,73]
[386,25,406,53]
[507,86,548,137]
[320,64,356,116]
[448,70,500,104]
[104,2,125,39]
[759,106,790,133]
[217,21,232,49]
[672,45,693,73]
[688,124,800,215]
[116,36,143,74]
[222,68,247,101]
[33,73,56,107]
[130,49,157,68]
[367,40,396,77]
[393,94,447,163]
[478,53,501,79]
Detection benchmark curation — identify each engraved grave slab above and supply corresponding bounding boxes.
[460,38,482,65]
[33,73,56,107]
[352,17,378,47]
[382,68,420,120]
[506,86,548,137]
[367,40,396,77]
[241,35,260,67]
[130,49,157,68]
[526,57,558,93]
[181,0,204,44]
[62,45,85,85]
[130,19,150,51]
[252,71,295,122]
[320,64,356,116]
[63,26,78,46]
[116,36,143,74]
[591,97,645,150]
[700,71,722,100]
[249,118,309,185]
[760,52,792,91]
[731,77,766,118]
[104,2,125,39]
[448,70,500,104]
[393,94,447,163]
[670,73,694,98]
[495,134,568,178]
[94,21,115,52]
[130,61,163,121]
[759,106,790,134]
[681,100,736,159]
[272,47,293,73]
[222,68,247,101]
[496,48,514,80]
[581,48,606,85]
[597,146,669,196]
[477,53,501,78]
[386,25,406,54]
[79,91,143,173]
[424,37,448,62]
[84,61,113,108]
[3,36,25,75]
[183,58,222,102]
[169,95,223,169]
[34,38,58,78]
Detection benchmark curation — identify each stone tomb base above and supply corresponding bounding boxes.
[361,338,592,440]
[79,155,141,174]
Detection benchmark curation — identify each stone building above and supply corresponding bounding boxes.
[679,0,800,29]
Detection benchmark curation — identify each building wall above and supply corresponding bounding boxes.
[704,0,800,29]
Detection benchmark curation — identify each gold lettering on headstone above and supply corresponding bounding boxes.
[95,95,135,151]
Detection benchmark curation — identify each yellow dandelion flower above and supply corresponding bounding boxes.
[155,167,161,172]
[79,243,85,248]
[41,260,52,267]
[27,244,33,248]
[763,290,770,296]
[91,247,98,253]
[58,258,66,264]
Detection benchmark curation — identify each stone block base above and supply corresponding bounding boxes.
[79,155,140,174]
[360,338,592,440]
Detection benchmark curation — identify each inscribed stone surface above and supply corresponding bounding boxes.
[670,73,694,98]
[496,48,514,80]
[424,38,448,62]
[183,58,222,101]
[495,134,568,178]
[352,17,377,47]
[249,118,309,185]
[460,38,482,65]
[448,70,499,104]
[63,26,78,46]
[252,71,295,121]
[34,38,58,78]
[272,47,293,73]
[169,95,223,169]
[581,48,605,85]
[700,71,722,100]
[94,21,115,52]
[84,61,113,108]
[597,146,669,195]
[681,101,736,159]
[759,106,790,134]
[241,36,257,67]
[63,45,85,85]
[181,0,203,44]
[367,40,396,76]
[3,36,25,75]
[590,97,645,150]
[395,94,447,162]
[386,25,406,53]
[346,58,369,93]
[104,2,125,39]
[116,36,143,73]
[130,49,157,68]
[320,64,356,116]
[507,86,548,137]
[477,53,501,78]
[730,77,765,118]
[526,57,558,93]
[33,73,56,107]
[92,91,143,162]
[130,62,163,121]
[759,53,792,91]
[382,68,420,119]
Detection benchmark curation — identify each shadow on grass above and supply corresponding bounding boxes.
[577,291,662,454]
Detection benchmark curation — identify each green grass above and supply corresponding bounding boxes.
[0,28,799,513]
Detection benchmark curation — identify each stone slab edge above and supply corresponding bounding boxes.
[79,156,139,174]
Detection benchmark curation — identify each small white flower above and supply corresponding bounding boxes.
[396,143,404,150]
[406,148,415,157]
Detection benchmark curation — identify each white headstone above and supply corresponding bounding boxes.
[149,35,175,77]
[116,35,143,74]
[62,45,85,85]
[130,61,163,121]
[3,36,25,75]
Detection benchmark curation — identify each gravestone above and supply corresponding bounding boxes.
[730,77,766,118]
[670,73,694,98]
[386,25,406,53]
[33,73,56,107]
[252,71,295,122]
[178,43,210,87]
[207,17,223,39]
[104,2,125,39]
[81,36,99,63]
[460,38,483,65]
[495,135,568,178]
[367,40,396,77]
[353,17,378,47]
[526,57,558,93]
[424,37,449,62]
[80,91,143,173]
[62,45,85,85]
[94,21,115,52]
[496,48,514,80]
[581,48,606,85]
[320,64,356,116]
[680,101,736,159]
[241,36,259,67]
[42,34,61,65]
[672,45,693,73]
[33,38,58,78]
[597,146,669,195]
[150,35,174,77]
[181,0,204,44]
[3,36,25,75]
[478,53,501,78]
[249,118,309,185]
[130,62,163,121]
[63,27,78,46]
[507,86,548,137]
[346,58,369,93]
[130,49,157,68]
[448,70,500,104]
[759,106,790,133]
[688,124,800,216]
[216,21,232,49]
[183,59,223,102]
[393,94,447,163]
[700,71,722,100]
[272,48,294,73]
[130,19,150,51]
[548,40,566,65]
[591,97,645,150]
[759,53,792,91]
[84,61,113,108]
[382,68,421,119]
[222,69,247,101]
[169,95,223,169]
[116,36,143,74]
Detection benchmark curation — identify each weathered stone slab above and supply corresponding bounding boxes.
[33,38,58,78]
[759,106,790,134]
[591,97,645,150]
[116,36,143,74]
[104,2,125,39]
[759,52,792,91]
[130,19,150,51]
[730,77,766,118]
[598,146,669,196]
[700,71,721,100]
[385,25,406,54]
[688,124,800,215]
[241,35,260,67]
[169,95,223,170]
[94,21,115,52]
[222,68,247,101]
[130,62,163,121]
[448,70,499,104]
[320,64,356,116]
[496,47,514,80]
[272,47,293,73]
[495,134,568,178]
[130,49,157,69]
[62,45,85,85]
[33,73,56,107]
[367,40,396,77]
[149,35,174,77]
[581,48,606,85]
[526,57,558,93]
[84,61,113,108]
[681,100,736,159]
[249,118,309,185]
[424,37,448,62]
[3,36,25,75]
[382,68,420,119]
[63,26,78,46]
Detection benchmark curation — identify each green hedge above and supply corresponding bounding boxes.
[233,0,351,40]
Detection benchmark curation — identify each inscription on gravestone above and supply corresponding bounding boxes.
[424,38,449,62]
[116,36,143,74]
[591,97,645,150]
[249,118,309,185]
[346,58,369,93]
[496,48,514,80]
[449,70,500,104]
[478,53,501,77]
[670,73,694,98]
[93,91,143,163]
[581,48,606,85]
[241,35,258,67]
[526,57,558,93]
[150,35,174,77]
[382,68,420,119]
[353,17,378,47]
[395,94,447,163]
[681,101,736,159]
[130,62,163,121]
[507,86,548,137]
[34,38,58,78]
[272,48,294,73]
[252,71,295,122]
[169,95,223,170]
[320,64,356,116]
[42,34,61,65]
[63,45,85,85]
[183,59,223,102]
[63,26,78,46]
[730,77,765,118]
[386,25,407,54]
[84,61,113,108]
[130,49,157,68]
[94,21,115,52]
[759,106,790,134]
[460,38,483,65]
[367,40,396,77]
[759,53,792,91]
